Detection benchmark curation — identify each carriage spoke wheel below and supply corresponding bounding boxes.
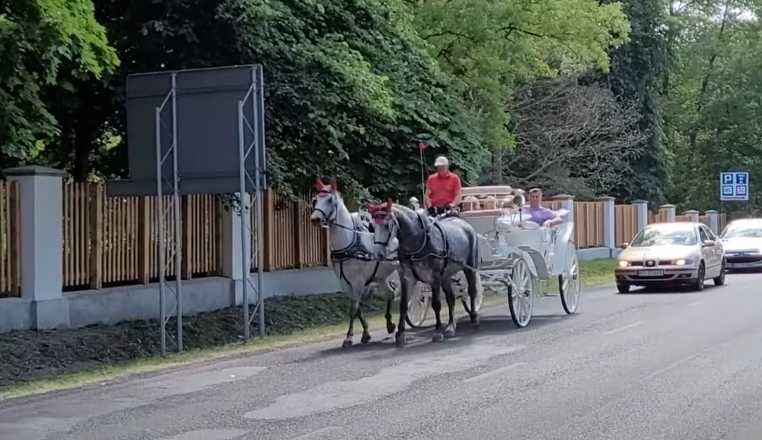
[406,282,431,328]
[507,259,534,328]
[559,245,581,315]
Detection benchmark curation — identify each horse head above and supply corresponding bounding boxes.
[310,177,339,226]
[368,199,396,259]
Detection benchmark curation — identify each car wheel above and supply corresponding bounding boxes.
[616,283,630,294]
[713,260,726,286]
[692,263,706,291]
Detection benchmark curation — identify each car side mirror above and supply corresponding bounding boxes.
[702,240,715,247]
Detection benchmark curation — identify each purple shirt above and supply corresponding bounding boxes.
[526,206,557,225]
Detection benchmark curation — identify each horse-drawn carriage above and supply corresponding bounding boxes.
[458,186,581,327]
[400,186,581,329]
[310,179,580,347]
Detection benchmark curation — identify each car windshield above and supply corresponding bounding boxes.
[631,227,697,247]
[722,224,762,239]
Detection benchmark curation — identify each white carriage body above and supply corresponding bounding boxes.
[460,185,576,280]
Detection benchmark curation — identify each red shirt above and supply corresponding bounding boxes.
[427,171,461,208]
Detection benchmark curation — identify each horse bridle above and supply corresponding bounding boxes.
[374,210,430,261]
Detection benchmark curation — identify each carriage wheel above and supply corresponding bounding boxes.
[559,244,581,314]
[507,259,534,328]
[405,282,430,328]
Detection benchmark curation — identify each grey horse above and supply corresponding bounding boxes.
[369,201,482,346]
[310,179,400,348]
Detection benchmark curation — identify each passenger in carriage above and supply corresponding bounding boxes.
[424,156,462,217]
[525,188,563,227]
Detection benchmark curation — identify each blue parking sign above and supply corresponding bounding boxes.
[720,171,750,201]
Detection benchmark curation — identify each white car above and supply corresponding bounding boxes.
[720,218,762,271]
[615,222,726,293]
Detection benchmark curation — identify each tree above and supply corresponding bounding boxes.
[411,0,631,178]
[44,0,485,200]
[503,76,646,198]
[601,0,670,203]
[665,0,762,210]
[0,0,118,168]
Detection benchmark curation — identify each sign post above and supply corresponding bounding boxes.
[720,171,749,202]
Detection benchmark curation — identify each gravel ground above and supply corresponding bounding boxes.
[0,292,386,388]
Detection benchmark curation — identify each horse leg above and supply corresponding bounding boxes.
[396,271,413,347]
[465,268,481,326]
[384,295,396,335]
[358,301,372,344]
[343,293,361,348]
[431,278,445,342]
[442,278,457,338]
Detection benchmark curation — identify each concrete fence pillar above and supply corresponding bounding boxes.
[221,193,252,305]
[4,166,68,329]
[598,196,616,252]
[553,194,575,222]
[684,210,700,223]
[632,200,648,233]
[705,210,720,234]
[659,204,676,222]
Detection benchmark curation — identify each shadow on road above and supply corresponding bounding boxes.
[617,284,725,295]
[292,311,571,364]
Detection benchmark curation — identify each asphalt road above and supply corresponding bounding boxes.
[3,272,762,440]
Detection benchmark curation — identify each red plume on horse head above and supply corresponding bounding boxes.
[314,176,326,192]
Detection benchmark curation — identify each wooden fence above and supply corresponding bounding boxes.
[615,205,638,247]
[0,182,20,297]
[63,183,222,289]
[649,210,668,224]
[62,185,329,290]
[257,191,329,271]
[574,201,605,248]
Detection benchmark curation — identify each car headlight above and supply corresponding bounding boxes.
[617,260,630,268]
[675,258,696,266]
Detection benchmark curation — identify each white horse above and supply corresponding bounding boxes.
[310,178,401,348]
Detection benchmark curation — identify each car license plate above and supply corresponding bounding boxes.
[638,270,664,277]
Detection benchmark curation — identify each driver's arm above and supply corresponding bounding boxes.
[450,176,462,208]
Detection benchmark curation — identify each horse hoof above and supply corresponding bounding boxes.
[470,315,480,326]
[342,339,353,349]
[361,334,372,344]
[386,322,396,334]
[395,333,407,347]
[444,327,456,338]
[432,332,445,343]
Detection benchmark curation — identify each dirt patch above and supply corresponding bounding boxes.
[0,293,387,389]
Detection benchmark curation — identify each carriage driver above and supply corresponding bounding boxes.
[424,156,462,217]
[526,188,563,227]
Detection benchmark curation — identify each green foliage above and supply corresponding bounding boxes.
[412,0,631,154]
[665,1,762,210]
[602,0,670,204]
[0,0,118,165]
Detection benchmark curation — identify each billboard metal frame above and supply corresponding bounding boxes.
[127,65,266,354]
[154,73,184,355]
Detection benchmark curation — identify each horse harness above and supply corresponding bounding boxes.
[397,212,461,280]
[330,213,402,289]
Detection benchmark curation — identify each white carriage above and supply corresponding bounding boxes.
[457,185,581,327]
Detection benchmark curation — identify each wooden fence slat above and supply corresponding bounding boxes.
[89,184,103,289]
